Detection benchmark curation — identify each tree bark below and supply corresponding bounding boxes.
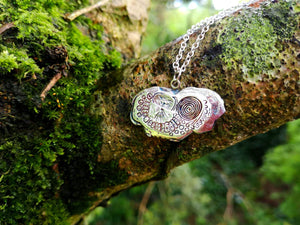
[1,0,299,224]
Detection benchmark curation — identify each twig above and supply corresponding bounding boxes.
[224,187,234,221]
[137,182,155,225]
[220,173,252,222]
[65,0,110,21]
[220,173,234,221]
[40,72,62,101]
[0,22,15,35]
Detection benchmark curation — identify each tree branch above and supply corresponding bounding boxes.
[67,1,299,222]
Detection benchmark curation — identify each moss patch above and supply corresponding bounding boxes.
[0,0,123,224]
[217,1,298,82]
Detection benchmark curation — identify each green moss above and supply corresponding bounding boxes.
[0,0,123,223]
[16,10,65,43]
[0,50,18,72]
[218,10,278,80]
[217,1,297,81]
[0,45,42,77]
[56,115,128,214]
[0,139,68,224]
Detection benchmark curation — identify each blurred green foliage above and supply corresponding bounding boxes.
[262,120,300,222]
[142,0,215,55]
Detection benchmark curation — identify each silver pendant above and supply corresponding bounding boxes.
[130,87,225,142]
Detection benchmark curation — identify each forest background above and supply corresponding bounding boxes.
[85,1,300,225]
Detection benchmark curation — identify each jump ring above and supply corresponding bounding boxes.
[170,79,181,90]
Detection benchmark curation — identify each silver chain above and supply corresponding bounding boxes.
[171,0,271,89]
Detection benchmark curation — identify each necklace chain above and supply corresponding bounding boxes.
[171,0,270,89]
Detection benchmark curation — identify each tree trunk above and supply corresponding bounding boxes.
[0,0,299,224]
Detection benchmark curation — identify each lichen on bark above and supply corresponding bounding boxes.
[217,0,298,81]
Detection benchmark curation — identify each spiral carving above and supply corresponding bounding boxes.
[176,96,202,121]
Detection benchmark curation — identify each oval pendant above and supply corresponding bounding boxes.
[130,87,225,142]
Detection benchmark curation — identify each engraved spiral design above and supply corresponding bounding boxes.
[177,97,202,121]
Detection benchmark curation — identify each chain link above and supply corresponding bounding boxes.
[171,0,270,89]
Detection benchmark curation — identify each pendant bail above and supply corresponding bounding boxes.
[170,79,181,90]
